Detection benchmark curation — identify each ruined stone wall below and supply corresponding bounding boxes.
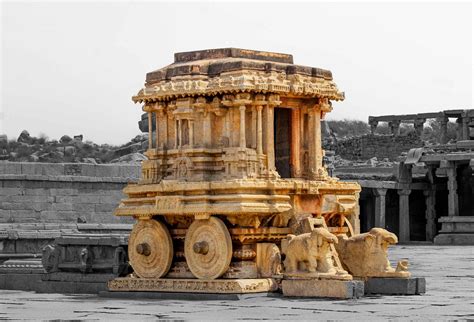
[0,162,140,224]
[329,133,423,161]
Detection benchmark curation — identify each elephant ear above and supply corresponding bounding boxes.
[364,233,376,248]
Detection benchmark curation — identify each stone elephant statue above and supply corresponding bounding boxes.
[335,227,410,278]
[282,227,338,274]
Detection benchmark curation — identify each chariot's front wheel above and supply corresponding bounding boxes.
[128,218,173,278]
[184,217,232,280]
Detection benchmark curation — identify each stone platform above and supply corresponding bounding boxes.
[108,277,278,294]
[282,279,364,299]
[364,277,426,295]
[1,246,472,320]
[434,216,474,245]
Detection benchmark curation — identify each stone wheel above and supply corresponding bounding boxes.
[128,218,173,278]
[184,217,232,280]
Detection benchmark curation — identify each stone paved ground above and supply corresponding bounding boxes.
[1,245,473,320]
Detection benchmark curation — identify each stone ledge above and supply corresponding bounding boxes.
[282,279,364,299]
[99,290,275,301]
[364,277,426,295]
[108,277,278,294]
[434,234,474,245]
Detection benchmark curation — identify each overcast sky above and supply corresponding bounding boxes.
[1,1,472,145]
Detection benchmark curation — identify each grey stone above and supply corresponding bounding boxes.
[365,277,426,295]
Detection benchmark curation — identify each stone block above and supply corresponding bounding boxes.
[20,163,42,175]
[96,165,120,178]
[24,188,50,196]
[40,163,64,176]
[434,234,474,245]
[95,203,117,212]
[282,279,364,299]
[364,277,426,295]
[0,188,24,196]
[1,163,22,175]
[80,164,97,177]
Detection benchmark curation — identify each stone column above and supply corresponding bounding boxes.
[251,108,257,149]
[445,162,459,217]
[256,105,263,155]
[398,189,411,242]
[264,105,275,171]
[369,119,378,135]
[291,108,301,177]
[308,106,322,178]
[461,116,470,140]
[189,119,194,147]
[162,111,168,148]
[456,117,463,141]
[373,188,387,228]
[423,189,437,241]
[389,120,401,136]
[239,105,246,149]
[203,112,212,148]
[177,119,182,148]
[148,111,153,150]
[155,111,159,150]
[414,118,425,137]
[438,116,448,144]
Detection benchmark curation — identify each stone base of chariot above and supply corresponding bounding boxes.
[281,279,365,299]
[363,277,426,295]
[107,277,278,294]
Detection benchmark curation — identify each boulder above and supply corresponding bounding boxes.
[17,130,32,143]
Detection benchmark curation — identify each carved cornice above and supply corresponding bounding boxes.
[133,71,344,103]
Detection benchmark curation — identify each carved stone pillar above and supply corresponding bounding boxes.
[414,118,425,137]
[162,110,168,148]
[461,116,470,140]
[444,161,459,217]
[189,119,194,147]
[398,189,411,242]
[438,116,448,144]
[264,105,275,171]
[155,110,159,150]
[423,189,437,241]
[389,120,401,136]
[291,108,301,177]
[251,108,257,149]
[373,188,387,228]
[308,106,323,179]
[256,106,263,155]
[147,111,153,150]
[368,118,378,135]
[239,105,246,149]
[177,119,182,148]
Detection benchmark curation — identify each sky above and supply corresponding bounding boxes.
[1,1,472,145]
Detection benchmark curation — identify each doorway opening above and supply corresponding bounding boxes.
[274,108,292,178]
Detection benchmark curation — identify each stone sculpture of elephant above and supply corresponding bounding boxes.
[334,227,410,278]
[282,227,338,274]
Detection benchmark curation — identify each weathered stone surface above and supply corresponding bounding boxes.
[364,277,426,295]
[282,279,364,299]
[108,277,278,294]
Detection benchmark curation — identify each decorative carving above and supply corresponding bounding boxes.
[108,277,278,294]
[334,228,411,278]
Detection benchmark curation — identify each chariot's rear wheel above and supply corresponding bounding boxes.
[128,219,173,278]
[184,217,232,280]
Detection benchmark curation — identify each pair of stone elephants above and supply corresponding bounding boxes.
[282,226,408,278]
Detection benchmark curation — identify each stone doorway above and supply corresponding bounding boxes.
[274,108,292,178]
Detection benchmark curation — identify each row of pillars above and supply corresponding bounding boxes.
[373,188,437,242]
[369,116,472,143]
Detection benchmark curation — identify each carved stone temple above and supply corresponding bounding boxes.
[108,48,424,298]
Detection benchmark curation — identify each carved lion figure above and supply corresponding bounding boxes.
[282,227,338,274]
[335,227,410,278]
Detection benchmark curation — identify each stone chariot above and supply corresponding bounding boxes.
[108,48,423,298]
